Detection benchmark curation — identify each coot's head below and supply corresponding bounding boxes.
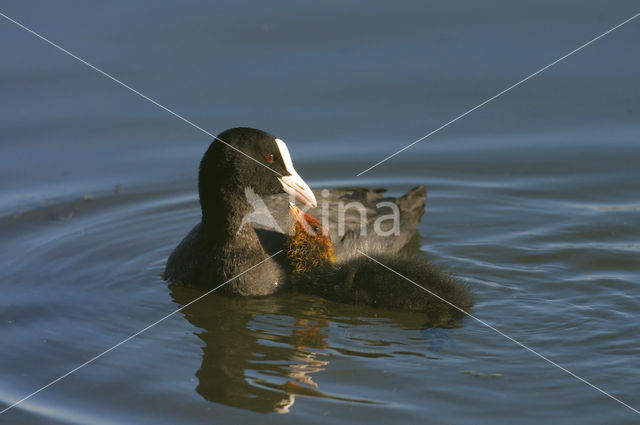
[198,128,317,218]
[287,203,335,274]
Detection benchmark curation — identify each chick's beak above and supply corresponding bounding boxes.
[288,202,305,226]
[288,202,317,237]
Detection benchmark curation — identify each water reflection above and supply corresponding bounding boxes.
[170,285,345,413]
[170,284,466,413]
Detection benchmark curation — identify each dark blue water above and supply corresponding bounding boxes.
[1,1,639,424]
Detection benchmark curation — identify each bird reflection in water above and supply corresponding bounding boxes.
[169,285,378,413]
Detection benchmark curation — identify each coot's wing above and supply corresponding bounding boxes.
[328,186,426,260]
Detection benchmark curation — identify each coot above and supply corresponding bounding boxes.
[165,127,429,297]
[286,203,474,318]
[164,127,317,295]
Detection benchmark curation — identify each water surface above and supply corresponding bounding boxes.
[1,1,639,424]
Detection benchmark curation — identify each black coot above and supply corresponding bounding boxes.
[165,127,430,297]
[164,127,317,296]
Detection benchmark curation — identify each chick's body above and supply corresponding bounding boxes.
[285,204,474,318]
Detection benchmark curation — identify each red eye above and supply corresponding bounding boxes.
[265,154,274,163]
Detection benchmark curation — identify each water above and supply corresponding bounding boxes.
[1,1,639,424]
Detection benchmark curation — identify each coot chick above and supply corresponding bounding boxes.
[286,204,474,318]
[164,128,317,296]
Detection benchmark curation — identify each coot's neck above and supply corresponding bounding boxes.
[200,187,260,247]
